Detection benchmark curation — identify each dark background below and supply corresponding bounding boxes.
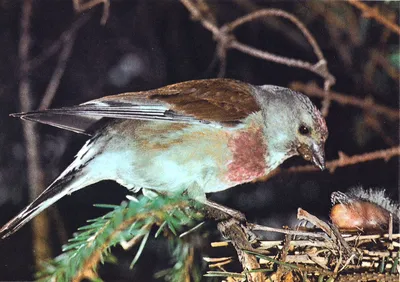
[0,1,398,281]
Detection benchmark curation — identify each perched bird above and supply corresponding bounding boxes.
[0,78,328,238]
[330,187,400,233]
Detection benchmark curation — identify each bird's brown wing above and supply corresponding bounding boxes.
[107,78,260,122]
[11,78,260,135]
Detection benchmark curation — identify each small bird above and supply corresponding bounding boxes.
[0,78,328,238]
[330,187,399,232]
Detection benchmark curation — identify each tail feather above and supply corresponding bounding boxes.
[1,133,106,239]
[0,174,76,239]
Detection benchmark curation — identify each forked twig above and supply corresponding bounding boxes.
[72,0,109,24]
[180,0,336,116]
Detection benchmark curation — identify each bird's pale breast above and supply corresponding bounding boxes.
[125,116,268,194]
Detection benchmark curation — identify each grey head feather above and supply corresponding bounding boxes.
[252,84,325,154]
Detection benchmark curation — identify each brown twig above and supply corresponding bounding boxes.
[371,50,400,82]
[287,146,400,174]
[309,2,359,70]
[205,206,264,282]
[211,234,400,250]
[257,146,400,183]
[234,0,313,50]
[38,33,76,110]
[297,209,352,258]
[218,219,264,282]
[18,0,51,270]
[249,223,327,240]
[275,233,292,280]
[72,0,109,25]
[290,81,399,121]
[347,0,400,35]
[337,273,400,282]
[307,2,362,46]
[28,14,89,71]
[180,0,336,116]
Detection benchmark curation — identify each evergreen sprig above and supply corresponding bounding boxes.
[36,194,203,282]
[155,238,203,282]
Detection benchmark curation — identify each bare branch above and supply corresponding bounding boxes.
[39,33,76,110]
[72,0,109,25]
[19,0,51,269]
[179,0,336,116]
[291,81,399,121]
[217,218,264,282]
[249,223,327,240]
[28,15,89,70]
[205,206,265,282]
[225,9,324,60]
[347,0,400,35]
[297,209,353,261]
[287,146,400,174]
[257,146,400,183]
[180,0,220,35]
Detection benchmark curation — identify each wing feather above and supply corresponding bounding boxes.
[11,78,260,134]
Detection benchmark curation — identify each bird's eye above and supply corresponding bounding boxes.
[298,125,310,135]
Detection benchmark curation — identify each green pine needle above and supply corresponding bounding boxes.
[36,194,202,282]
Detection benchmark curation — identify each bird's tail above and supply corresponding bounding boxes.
[0,129,108,239]
[0,172,80,239]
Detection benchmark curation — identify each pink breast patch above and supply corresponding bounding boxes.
[226,128,267,183]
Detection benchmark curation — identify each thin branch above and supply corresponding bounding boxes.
[290,81,399,121]
[217,219,264,282]
[179,0,336,116]
[287,146,400,174]
[249,223,327,240]
[211,234,400,250]
[19,0,51,269]
[225,9,325,60]
[205,206,264,282]
[180,0,220,35]
[38,33,76,110]
[371,50,400,82]
[234,0,314,50]
[208,211,400,279]
[297,209,352,259]
[257,146,400,182]
[28,15,89,70]
[72,0,109,25]
[347,0,400,35]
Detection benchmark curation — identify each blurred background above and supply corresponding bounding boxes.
[0,0,398,281]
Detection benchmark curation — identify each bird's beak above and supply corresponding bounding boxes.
[311,142,326,170]
[297,142,326,170]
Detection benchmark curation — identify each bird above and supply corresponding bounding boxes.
[330,187,399,232]
[0,78,328,238]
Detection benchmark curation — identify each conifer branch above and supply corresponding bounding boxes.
[36,195,203,282]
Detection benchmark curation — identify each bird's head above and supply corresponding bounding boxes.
[254,85,328,170]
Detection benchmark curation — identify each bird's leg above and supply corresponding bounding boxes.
[186,184,258,244]
[187,183,246,221]
[186,187,241,220]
